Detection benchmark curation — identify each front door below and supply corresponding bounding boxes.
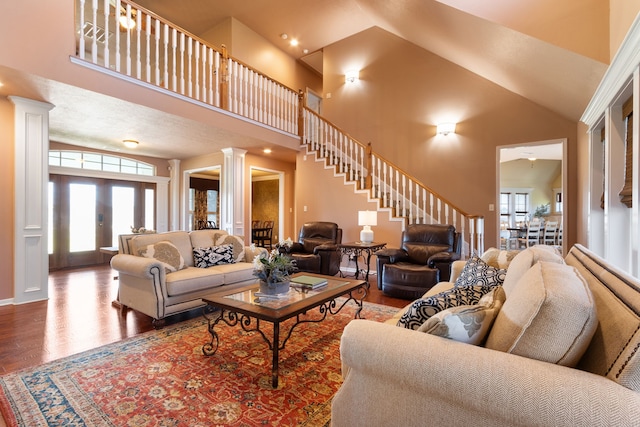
[49,175,155,270]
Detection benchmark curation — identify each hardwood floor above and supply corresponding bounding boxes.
[0,264,408,375]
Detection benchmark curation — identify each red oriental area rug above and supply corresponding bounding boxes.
[0,299,397,426]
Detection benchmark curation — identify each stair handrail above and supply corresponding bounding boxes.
[301,107,484,256]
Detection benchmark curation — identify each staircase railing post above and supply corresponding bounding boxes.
[365,142,372,190]
[298,89,305,140]
[220,44,229,111]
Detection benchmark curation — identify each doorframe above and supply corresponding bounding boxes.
[496,138,567,254]
[250,166,285,244]
[180,165,222,231]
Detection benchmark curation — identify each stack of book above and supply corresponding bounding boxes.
[291,275,328,289]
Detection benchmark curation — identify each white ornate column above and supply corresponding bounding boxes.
[9,96,54,304]
[221,147,246,236]
[168,159,180,231]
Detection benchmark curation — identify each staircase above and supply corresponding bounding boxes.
[301,108,484,257]
[74,0,484,257]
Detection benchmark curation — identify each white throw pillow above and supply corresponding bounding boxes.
[419,286,506,345]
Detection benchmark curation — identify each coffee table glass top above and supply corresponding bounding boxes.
[224,277,352,310]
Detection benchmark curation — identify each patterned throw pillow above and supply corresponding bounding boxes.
[193,245,235,268]
[396,285,498,330]
[454,255,507,288]
[215,234,246,263]
[419,286,506,345]
[138,241,186,272]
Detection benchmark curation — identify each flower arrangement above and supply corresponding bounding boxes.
[253,249,296,285]
[275,237,294,252]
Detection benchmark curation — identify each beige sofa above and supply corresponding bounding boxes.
[111,229,265,327]
[332,244,640,426]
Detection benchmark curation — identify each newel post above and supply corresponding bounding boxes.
[365,142,373,190]
[298,89,305,140]
[219,44,229,111]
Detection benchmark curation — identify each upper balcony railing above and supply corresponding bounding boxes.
[75,0,299,134]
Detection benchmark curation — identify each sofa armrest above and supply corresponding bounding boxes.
[333,320,640,427]
[450,259,467,282]
[110,254,166,280]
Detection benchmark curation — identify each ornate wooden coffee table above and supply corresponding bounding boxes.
[201,273,367,388]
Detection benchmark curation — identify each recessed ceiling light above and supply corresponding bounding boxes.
[280,33,288,40]
[263,148,272,154]
[302,49,309,54]
[290,39,299,47]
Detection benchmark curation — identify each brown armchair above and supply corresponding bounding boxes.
[283,222,343,276]
[375,224,462,300]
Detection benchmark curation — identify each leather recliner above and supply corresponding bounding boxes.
[283,222,343,276]
[375,224,462,300]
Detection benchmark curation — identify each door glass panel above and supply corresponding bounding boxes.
[145,188,155,230]
[69,183,96,252]
[112,186,135,247]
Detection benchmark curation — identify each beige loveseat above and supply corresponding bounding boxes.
[332,244,640,426]
[111,229,265,327]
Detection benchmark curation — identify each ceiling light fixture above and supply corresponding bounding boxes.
[119,14,136,30]
[123,139,139,148]
[290,38,299,47]
[263,148,272,154]
[436,122,456,135]
[280,33,288,40]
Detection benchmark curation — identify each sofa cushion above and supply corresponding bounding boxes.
[502,245,564,295]
[419,286,506,345]
[215,234,246,263]
[165,267,225,296]
[189,229,228,249]
[193,244,235,268]
[485,261,598,366]
[138,240,186,272]
[211,262,256,285]
[454,255,506,288]
[396,284,499,330]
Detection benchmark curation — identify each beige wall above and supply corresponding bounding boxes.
[321,27,577,248]
[294,150,404,270]
[200,17,322,95]
[0,97,14,300]
[610,0,640,61]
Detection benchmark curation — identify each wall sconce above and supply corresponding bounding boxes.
[345,69,360,84]
[436,122,456,135]
[123,139,139,148]
[358,210,377,243]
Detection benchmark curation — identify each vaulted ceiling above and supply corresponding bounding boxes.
[0,0,613,161]
[134,0,609,121]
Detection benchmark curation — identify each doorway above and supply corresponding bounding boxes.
[250,167,285,245]
[49,174,156,270]
[497,139,567,252]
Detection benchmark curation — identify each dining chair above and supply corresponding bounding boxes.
[518,222,542,248]
[543,221,558,245]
